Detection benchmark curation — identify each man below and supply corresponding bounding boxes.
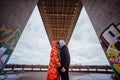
[58,40,70,80]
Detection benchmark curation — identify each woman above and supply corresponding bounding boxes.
[46,40,61,80]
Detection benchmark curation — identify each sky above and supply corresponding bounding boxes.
[8,6,109,65]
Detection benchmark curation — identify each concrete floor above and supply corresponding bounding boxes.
[0,72,115,80]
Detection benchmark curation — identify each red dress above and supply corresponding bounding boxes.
[46,40,61,80]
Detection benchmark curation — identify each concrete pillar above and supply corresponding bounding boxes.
[81,0,120,79]
[0,0,38,73]
[81,0,120,38]
[0,0,38,31]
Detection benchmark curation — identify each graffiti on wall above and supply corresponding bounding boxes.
[100,23,120,78]
[0,24,21,72]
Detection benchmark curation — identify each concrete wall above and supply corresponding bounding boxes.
[0,0,39,72]
[0,0,38,31]
[81,0,120,40]
[81,1,120,79]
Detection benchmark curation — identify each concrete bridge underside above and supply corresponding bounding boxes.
[37,0,82,44]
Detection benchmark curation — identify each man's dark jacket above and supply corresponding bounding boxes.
[60,45,70,70]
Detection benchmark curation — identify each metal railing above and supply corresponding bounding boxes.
[2,64,113,73]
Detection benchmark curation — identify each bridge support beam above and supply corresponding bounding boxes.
[81,0,120,38]
[0,0,38,31]
[81,0,120,79]
[0,0,39,73]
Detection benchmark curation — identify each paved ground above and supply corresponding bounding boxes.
[0,72,116,80]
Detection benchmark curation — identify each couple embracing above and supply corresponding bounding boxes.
[46,40,70,80]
